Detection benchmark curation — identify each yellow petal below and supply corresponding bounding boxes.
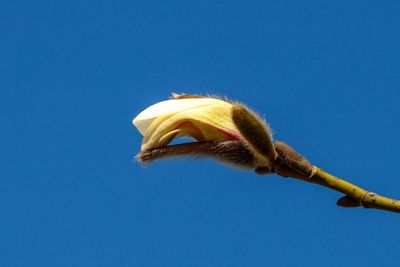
[132,98,231,135]
[133,97,243,151]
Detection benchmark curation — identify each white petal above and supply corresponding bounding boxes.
[132,98,226,135]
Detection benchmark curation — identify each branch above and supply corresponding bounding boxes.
[269,141,400,213]
[312,168,400,213]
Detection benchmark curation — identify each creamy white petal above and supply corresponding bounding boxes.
[132,98,228,135]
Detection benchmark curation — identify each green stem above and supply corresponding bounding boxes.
[306,168,400,213]
[269,141,400,213]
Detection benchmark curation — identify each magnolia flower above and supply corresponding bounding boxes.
[132,94,277,172]
[133,95,400,213]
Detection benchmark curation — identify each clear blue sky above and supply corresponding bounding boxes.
[1,1,400,266]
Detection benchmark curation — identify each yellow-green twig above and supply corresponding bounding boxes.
[296,167,400,213]
[267,141,400,213]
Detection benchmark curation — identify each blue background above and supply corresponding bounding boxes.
[1,1,400,266]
